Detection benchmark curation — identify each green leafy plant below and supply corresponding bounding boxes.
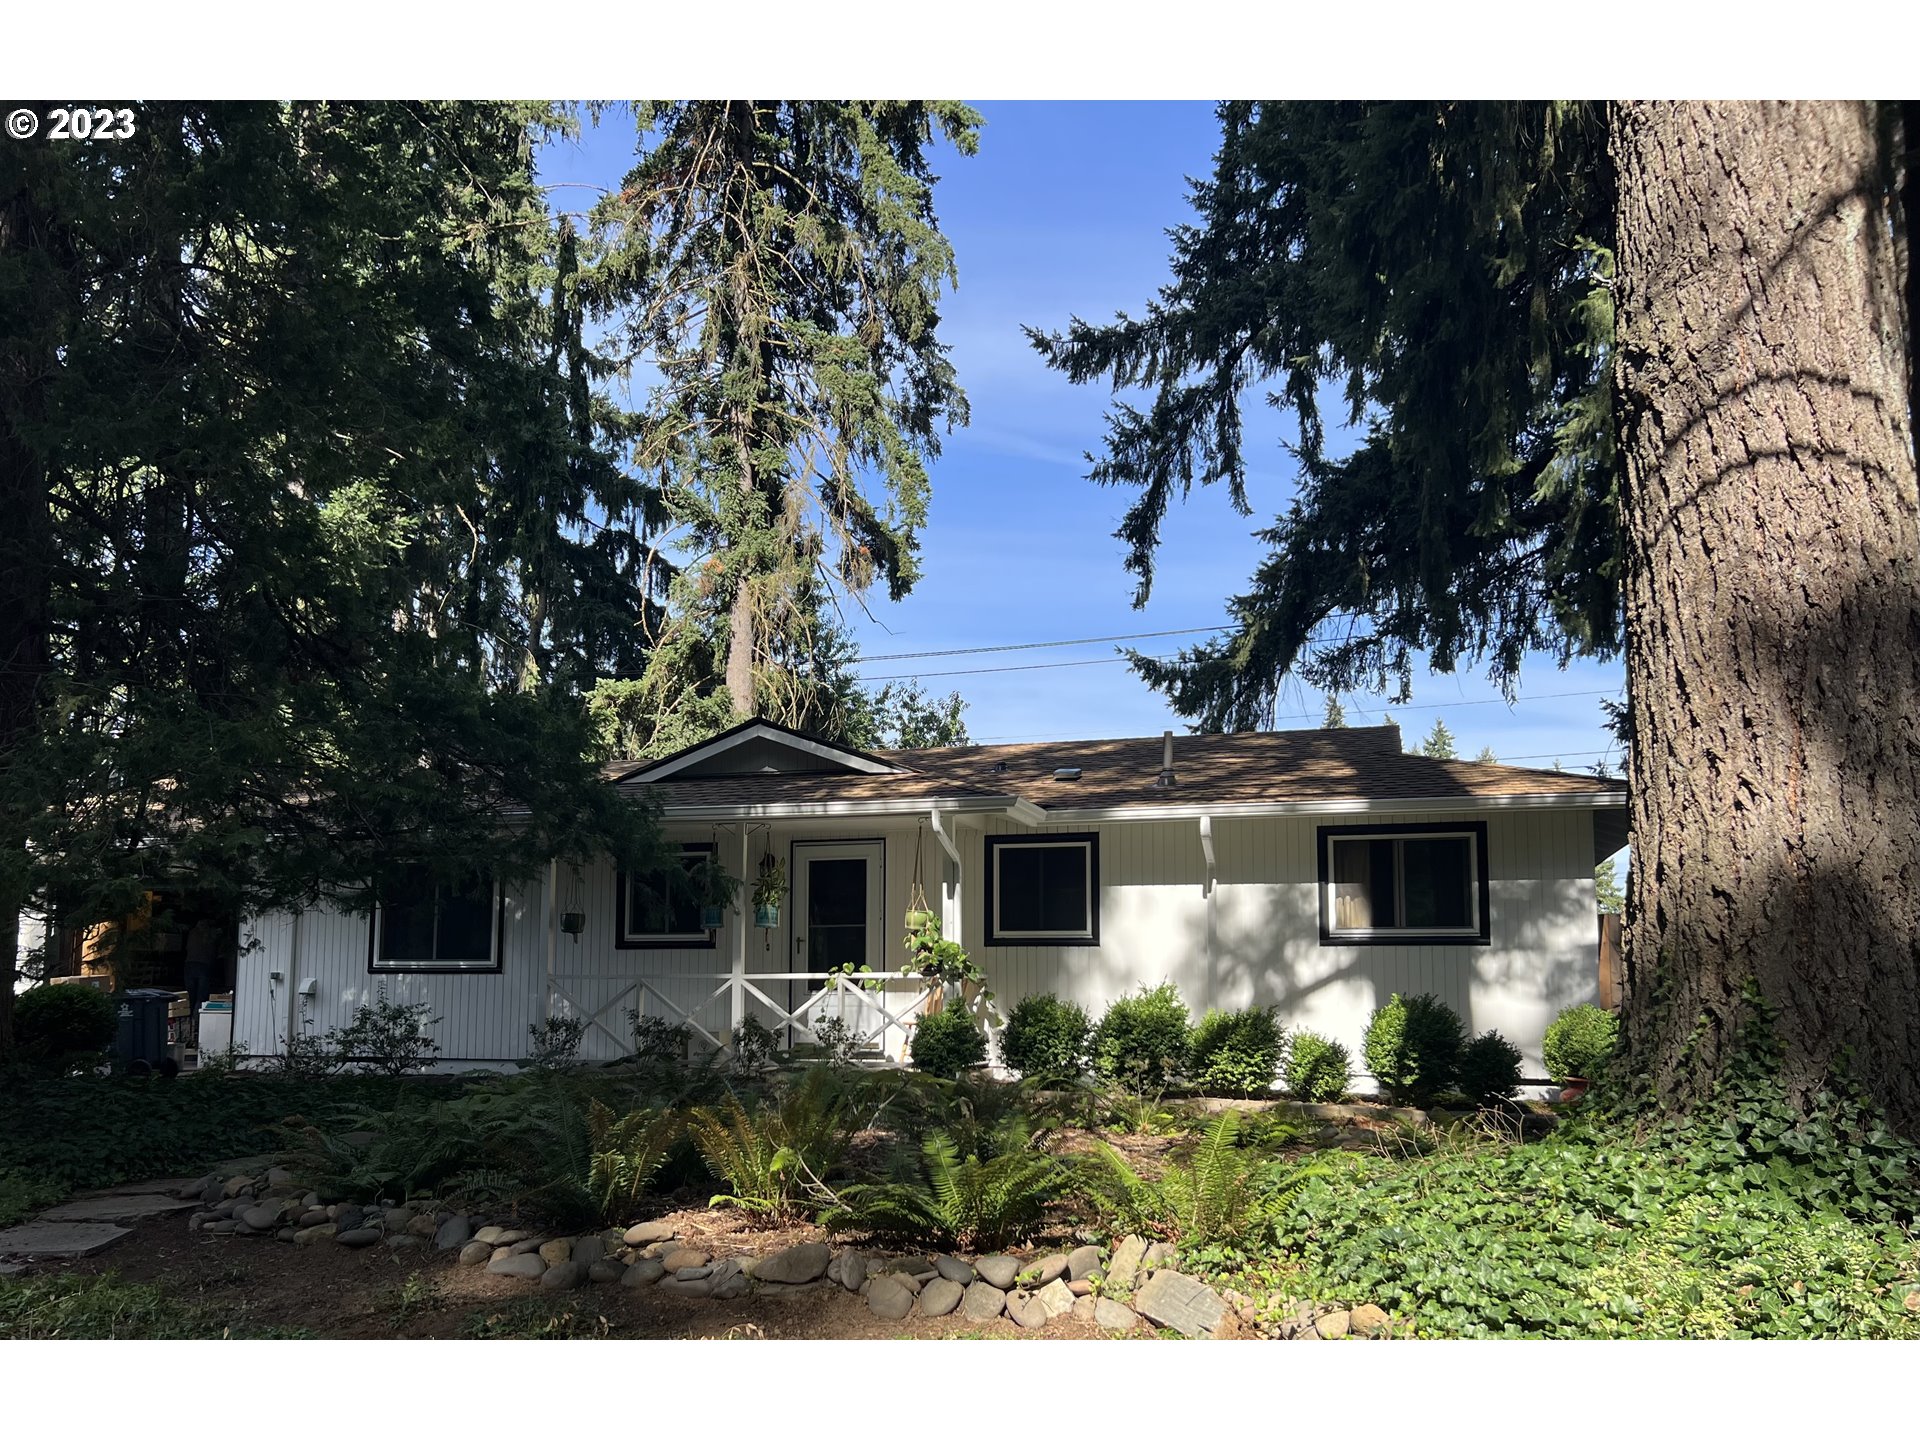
[901,916,986,989]
[627,1013,691,1068]
[13,985,116,1072]
[900,1072,1049,1161]
[1284,1029,1351,1102]
[728,1015,779,1073]
[1363,992,1465,1106]
[0,1272,310,1340]
[522,1016,587,1072]
[686,1067,851,1220]
[1188,1006,1282,1095]
[909,1007,986,1079]
[1092,982,1191,1092]
[1456,1031,1524,1107]
[1543,1003,1619,1083]
[332,989,442,1076]
[1080,1110,1329,1248]
[824,1131,1070,1249]
[999,993,1091,1080]
[751,857,788,908]
[267,1020,345,1080]
[584,1102,681,1222]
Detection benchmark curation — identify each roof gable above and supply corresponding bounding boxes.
[619,718,905,783]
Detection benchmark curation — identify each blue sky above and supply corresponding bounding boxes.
[537,102,1626,771]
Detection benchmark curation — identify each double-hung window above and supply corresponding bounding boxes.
[370,865,501,972]
[616,843,718,949]
[1318,823,1489,944]
[984,833,1099,945]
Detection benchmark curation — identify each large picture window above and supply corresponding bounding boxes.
[370,865,501,972]
[1317,823,1489,945]
[616,843,718,949]
[984,833,1099,945]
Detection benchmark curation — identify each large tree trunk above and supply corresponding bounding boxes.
[1611,101,1920,1129]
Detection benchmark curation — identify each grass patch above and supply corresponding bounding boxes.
[0,1273,311,1340]
[460,1296,614,1339]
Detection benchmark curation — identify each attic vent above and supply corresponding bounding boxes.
[991,760,1008,773]
[1052,767,1082,782]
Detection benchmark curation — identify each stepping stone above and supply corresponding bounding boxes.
[39,1193,198,1223]
[99,1176,203,1197]
[0,1221,131,1259]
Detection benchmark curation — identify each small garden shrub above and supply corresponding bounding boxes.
[1456,1031,1523,1106]
[998,994,1091,1080]
[1189,1006,1283,1095]
[333,990,442,1076]
[686,1066,853,1220]
[523,1016,587,1071]
[627,1013,691,1068]
[910,1007,986,1079]
[1363,992,1465,1106]
[1543,1003,1619,1083]
[1284,1029,1351,1102]
[14,985,116,1071]
[1092,982,1191,1091]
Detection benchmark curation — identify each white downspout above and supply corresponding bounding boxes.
[1199,815,1217,1007]
[284,908,303,1054]
[732,824,749,1040]
[929,808,962,947]
[545,858,559,1020]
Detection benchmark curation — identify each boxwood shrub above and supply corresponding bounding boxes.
[1092,982,1191,1091]
[910,1007,987,1079]
[1456,1030,1523,1106]
[998,993,1091,1080]
[15,985,117,1071]
[1363,992,1465,1106]
[1188,1006,1282,1095]
[1542,1003,1619,1083]
[1284,1029,1352,1102]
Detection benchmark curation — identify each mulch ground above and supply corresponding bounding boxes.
[47,1207,1144,1340]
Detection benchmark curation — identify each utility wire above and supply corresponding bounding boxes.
[853,625,1231,664]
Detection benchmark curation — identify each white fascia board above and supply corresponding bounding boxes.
[1038,791,1627,824]
[633,721,900,780]
[658,795,1020,821]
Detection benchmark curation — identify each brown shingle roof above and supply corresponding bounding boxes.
[609,723,1623,813]
[879,726,1624,811]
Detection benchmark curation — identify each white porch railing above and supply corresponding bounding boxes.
[546,971,936,1063]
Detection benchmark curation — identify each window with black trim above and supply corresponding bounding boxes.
[616,843,717,949]
[1318,823,1489,944]
[371,865,501,972]
[985,833,1098,945]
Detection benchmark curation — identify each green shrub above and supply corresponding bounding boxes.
[686,1066,853,1220]
[1542,1003,1618,1083]
[14,985,116,1069]
[999,994,1091,1080]
[332,990,442,1076]
[909,1007,986,1079]
[522,1017,586,1072]
[584,1103,681,1222]
[1189,1006,1283,1095]
[1284,1030,1351,1102]
[0,1272,309,1340]
[1362,992,1465,1106]
[824,1131,1069,1249]
[1456,1031,1523,1106]
[1092,983,1192,1091]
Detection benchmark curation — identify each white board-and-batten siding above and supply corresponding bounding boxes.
[234,807,1599,1077]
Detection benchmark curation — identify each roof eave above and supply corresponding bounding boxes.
[655,794,1027,821]
[1038,790,1628,823]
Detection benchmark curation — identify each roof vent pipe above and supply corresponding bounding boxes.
[1156,729,1178,788]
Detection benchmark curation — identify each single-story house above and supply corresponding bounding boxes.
[234,719,1627,1085]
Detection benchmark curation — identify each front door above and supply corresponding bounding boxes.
[791,840,885,994]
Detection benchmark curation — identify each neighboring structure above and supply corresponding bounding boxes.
[234,720,1626,1083]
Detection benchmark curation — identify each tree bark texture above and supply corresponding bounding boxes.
[1611,101,1920,1128]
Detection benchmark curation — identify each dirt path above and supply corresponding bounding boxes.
[45,1212,1148,1340]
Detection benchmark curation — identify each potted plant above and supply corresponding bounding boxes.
[903,903,937,934]
[902,916,990,1016]
[559,911,586,939]
[691,857,738,930]
[752,855,787,928]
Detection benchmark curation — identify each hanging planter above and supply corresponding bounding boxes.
[691,843,739,932]
[751,851,786,930]
[560,911,586,938]
[700,903,726,930]
[904,824,936,934]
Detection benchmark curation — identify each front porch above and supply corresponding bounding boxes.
[539,812,976,1065]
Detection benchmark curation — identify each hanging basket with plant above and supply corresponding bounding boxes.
[903,823,937,933]
[692,853,739,931]
[752,853,787,928]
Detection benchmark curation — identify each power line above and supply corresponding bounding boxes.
[853,625,1231,664]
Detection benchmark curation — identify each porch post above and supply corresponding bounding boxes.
[545,858,559,1021]
[731,824,748,1038]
